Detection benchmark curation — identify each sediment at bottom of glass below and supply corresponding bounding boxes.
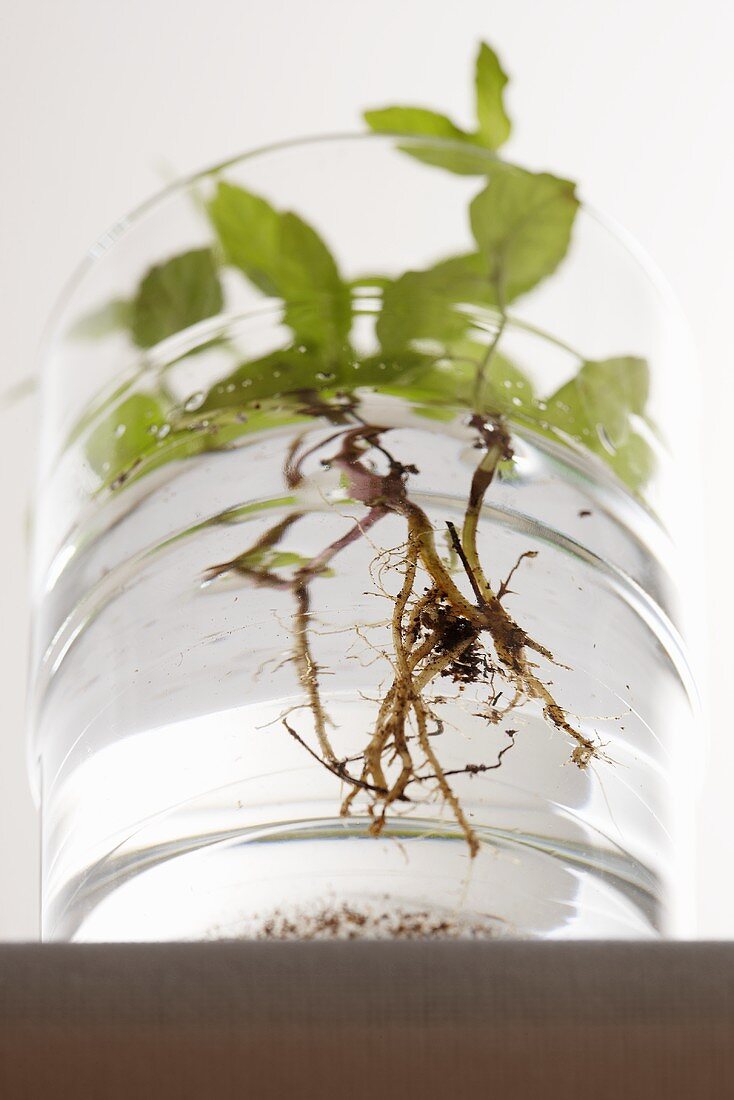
[43,814,662,942]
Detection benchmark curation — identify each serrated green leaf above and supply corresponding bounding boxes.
[208,182,351,355]
[474,42,511,149]
[469,166,579,303]
[130,249,223,348]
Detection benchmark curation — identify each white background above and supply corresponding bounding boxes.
[1,0,732,938]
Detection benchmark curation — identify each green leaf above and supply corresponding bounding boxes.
[376,254,498,352]
[208,183,282,294]
[199,344,350,412]
[424,352,533,414]
[473,42,511,150]
[603,430,656,492]
[372,342,534,417]
[364,108,498,177]
[278,213,352,351]
[85,393,168,479]
[363,41,511,175]
[226,547,334,578]
[70,298,133,340]
[366,42,511,154]
[543,356,649,446]
[528,357,654,492]
[477,352,535,412]
[469,166,579,303]
[208,182,351,355]
[401,143,499,176]
[130,249,223,349]
[201,341,440,414]
[90,397,307,492]
[377,167,579,352]
[363,106,466,141]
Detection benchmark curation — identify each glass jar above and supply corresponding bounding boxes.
[30,134,699,941]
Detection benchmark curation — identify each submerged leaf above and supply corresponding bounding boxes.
[225,547,334,578]
[85,393,168,480]
[90,398,306,492]
[200,344,351,411]
[375,344,534,418]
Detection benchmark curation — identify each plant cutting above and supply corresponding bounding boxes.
[33,41,691,941]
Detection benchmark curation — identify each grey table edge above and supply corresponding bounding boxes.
[0,941,731,1098]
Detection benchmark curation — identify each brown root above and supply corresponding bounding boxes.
[209,411,601,858]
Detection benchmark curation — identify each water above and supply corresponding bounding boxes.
[33,391,695,941]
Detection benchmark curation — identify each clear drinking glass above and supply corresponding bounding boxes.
[30,134,699,941]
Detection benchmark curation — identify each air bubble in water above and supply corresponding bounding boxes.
[184,392,205,412]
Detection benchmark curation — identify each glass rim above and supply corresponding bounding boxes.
[46,130,682,351]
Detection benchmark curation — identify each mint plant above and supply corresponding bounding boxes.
[73,41,654,852]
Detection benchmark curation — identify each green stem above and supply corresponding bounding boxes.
[472,310,507,408]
